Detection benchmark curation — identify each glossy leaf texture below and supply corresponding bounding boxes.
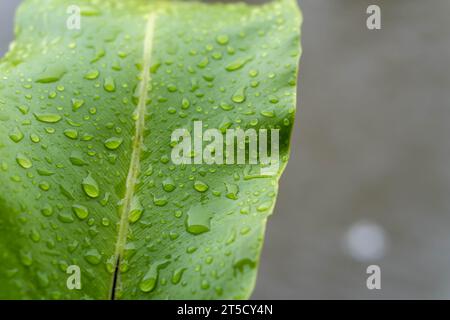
[0,0,302,299]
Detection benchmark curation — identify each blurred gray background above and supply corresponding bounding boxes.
[2,0,450,299]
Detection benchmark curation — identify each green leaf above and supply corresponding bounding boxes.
[0,0,302,299]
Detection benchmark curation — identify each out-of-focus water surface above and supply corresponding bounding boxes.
[1,0,450,299]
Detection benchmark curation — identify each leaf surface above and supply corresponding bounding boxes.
[0,0,302,299]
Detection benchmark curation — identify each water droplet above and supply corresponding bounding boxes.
[171,267,186,285]
[268,95,279,104]
[257,201,273,212]
[82,173,100,198]
[34,113,62,123]
[216,34,229,45]
[35,64,67,83]
[128,196,143,223]
[153,195,168,207]
[9,127,24,143]
[84,249,102,265]
[104,137,123,150]
[193,180,209,193]
[30,133,40,143]
[30,229,41,242]
[69,151,88,166]
[139,265,158,293]
[41,204,53,217]
[58,212,75,223]
[84,69,99,80]
[225,57,251,72]
[162,178,176,192]
[231,86,246,103]
[225,183,239,200]
[16,153,32,169]
[64,129,78,139]
[186,206,211,235]
[19,250,33,266]
[39,181,51,191]
[72,204,89,220]
[71,98,85,111]
[181,98,190,109]
[104,77,116,92]
[249,69,258,77]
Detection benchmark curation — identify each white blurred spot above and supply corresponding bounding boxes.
[344,221,387,262]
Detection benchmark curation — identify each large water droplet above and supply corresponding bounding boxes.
[104,137,123,150]
[104,77,116,92]
[128,196,143,223]
[71,98,85,111]
[162,178,176,192]
[84,249,102,265]
[171,267,186,285]
[34,113,62,123]
[35,64,67,83]
[225,57,251,72]
[72,204,89,220]
[82,173,100,198]
[231,87,246,103]
[186,206,211,235]
[16,153,32,169]
[193,180,209,193]
[9,127,24,143]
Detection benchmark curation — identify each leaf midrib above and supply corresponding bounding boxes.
[109,13,157,299]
